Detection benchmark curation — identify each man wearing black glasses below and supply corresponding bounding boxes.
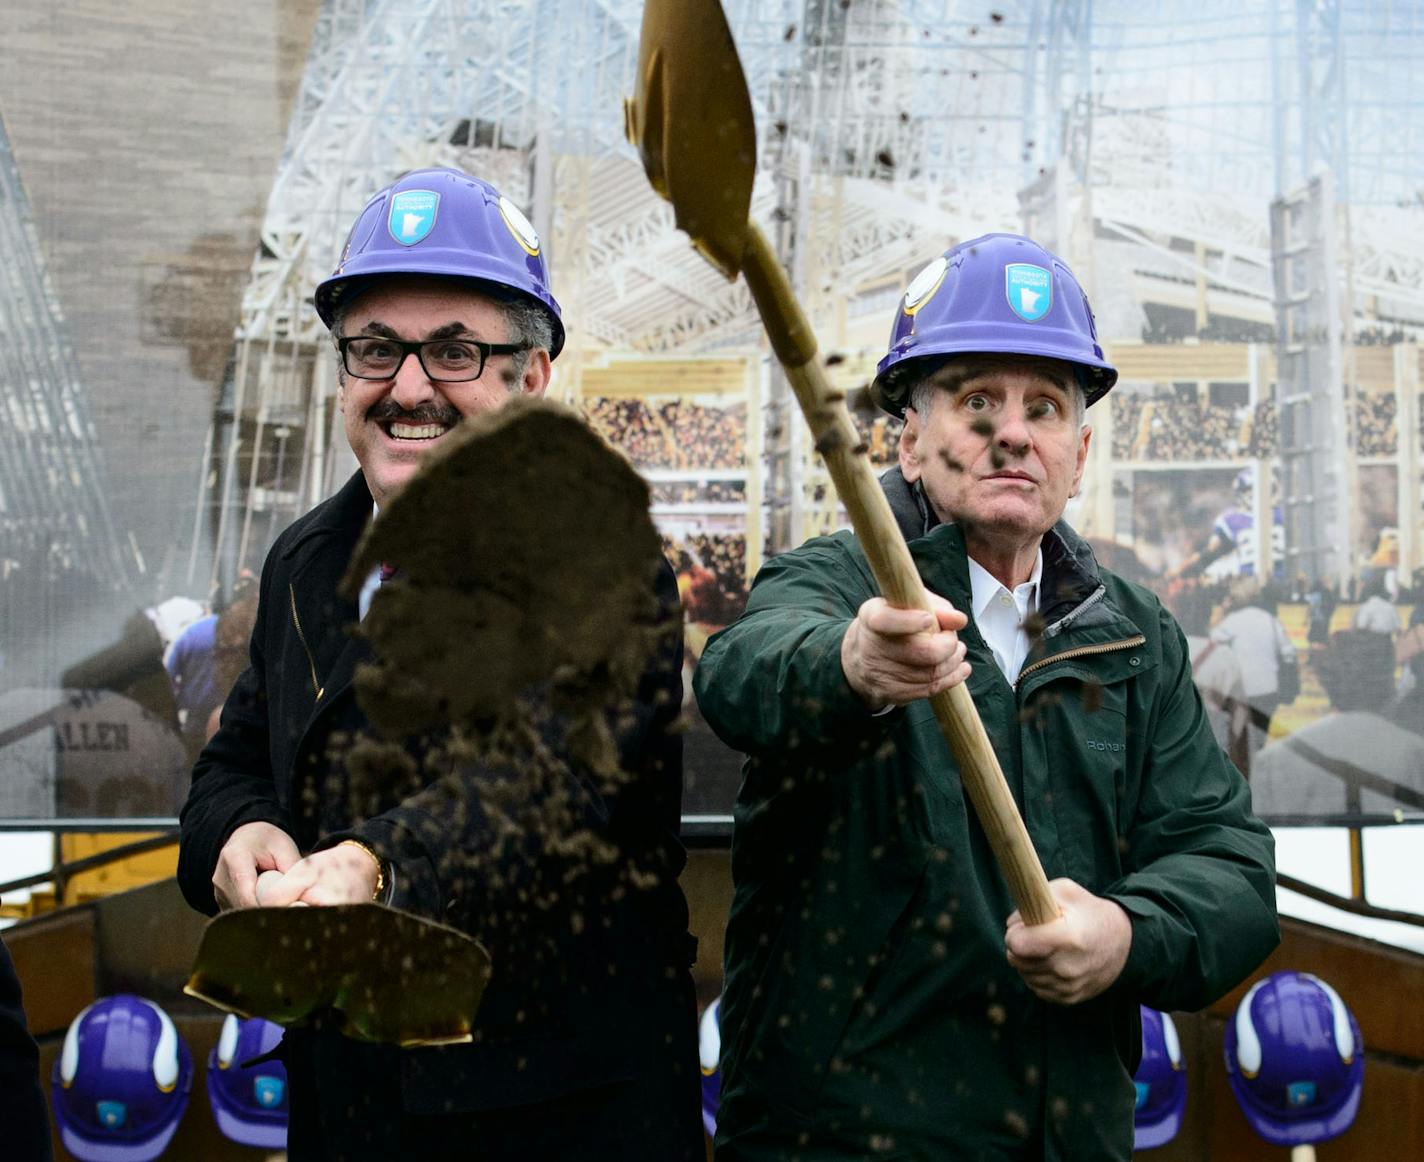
[178,167,703,1160]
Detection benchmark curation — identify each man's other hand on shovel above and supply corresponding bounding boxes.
[256,844,382,908]
[1004,879,1134,1005]
[841,590,970,709]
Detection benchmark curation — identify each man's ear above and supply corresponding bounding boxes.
[898,409,923,484]
[1068,423,1092,497]
[520,349,552,397]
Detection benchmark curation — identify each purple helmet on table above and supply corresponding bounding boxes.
[870,233,1116,418]
[314,166,565,358]
[51,994,193,1162]
[206,1014,288,1149]
[1224,971,1364,1147]
[1134,1006,1186,1150]
[698,996,723,1138]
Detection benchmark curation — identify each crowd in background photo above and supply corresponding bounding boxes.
[1109,386,1249,461]
[584,397,747,470]
[1355,392,1397,457]
[650,481,746,505]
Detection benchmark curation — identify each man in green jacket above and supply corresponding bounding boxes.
[694,234,1278,1160]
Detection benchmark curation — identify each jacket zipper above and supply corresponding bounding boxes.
[1015,634,1147,688]
[289,583,324,701]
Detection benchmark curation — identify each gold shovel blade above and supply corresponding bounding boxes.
[625,0,758,279]
[185,904,491,1048]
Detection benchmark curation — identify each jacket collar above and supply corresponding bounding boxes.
[879,465,938,542]
[881,465,1111,636]
[281,470,374,566]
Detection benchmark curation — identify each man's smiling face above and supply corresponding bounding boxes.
[335,276,549,507]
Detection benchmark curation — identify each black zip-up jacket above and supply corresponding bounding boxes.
[178,470,701,1158]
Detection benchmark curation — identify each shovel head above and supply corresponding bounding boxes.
[185,904,491,1047]
[625,0,757,279]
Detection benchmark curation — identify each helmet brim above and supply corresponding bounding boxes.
[1134,1106,1184,1150]
[212,1100,288,1150]
[871,346,1116,418]
[1229,1071,1362,1147]
[60,1111,184,1162]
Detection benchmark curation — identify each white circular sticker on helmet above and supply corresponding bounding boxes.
[902,256,948,316]
[499,197,541,256]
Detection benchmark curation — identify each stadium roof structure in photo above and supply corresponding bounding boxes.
[234,0,1424,356]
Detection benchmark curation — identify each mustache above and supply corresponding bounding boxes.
[366,399,461,426]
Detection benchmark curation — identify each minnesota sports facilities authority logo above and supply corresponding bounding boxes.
[388,190,440,245]
[1005,263,1052,322]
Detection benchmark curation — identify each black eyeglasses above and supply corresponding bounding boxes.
[336,336,530,383]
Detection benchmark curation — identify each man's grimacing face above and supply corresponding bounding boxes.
[336,276,550,507]
[898,353,1091,550]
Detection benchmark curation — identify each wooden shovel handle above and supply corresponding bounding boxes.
[740,225,1059,926]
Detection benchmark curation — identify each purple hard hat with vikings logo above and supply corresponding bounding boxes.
[870,232,1116,417]
[1134,1006,1187,1150]
[1224,971,1364,1147]
[314,166,565,358]
[206,1015,288,1149]
[51,994,193,1162]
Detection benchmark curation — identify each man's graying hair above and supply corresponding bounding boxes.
[493,293,554,385]
[905,360,1087,429]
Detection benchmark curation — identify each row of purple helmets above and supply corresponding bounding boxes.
[52,995,286,1160]
[698,970,1363,1152]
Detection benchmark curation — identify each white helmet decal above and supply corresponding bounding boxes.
[1161,1010,1183,1070]
[59,1001,97,1087]
[145,999,182,1092]
[1234,978,1268,1077]
[216,1013,241,1069]
[902,256,948,316]
[698,998,722,1075]
[498,196,541,256]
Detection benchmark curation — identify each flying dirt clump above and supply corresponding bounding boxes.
[340,395,666,771]
[333,397,677,946]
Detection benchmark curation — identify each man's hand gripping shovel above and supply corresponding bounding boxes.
[625,0,1059,925]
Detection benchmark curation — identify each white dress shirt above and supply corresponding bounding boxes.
[358,503,382,620]
[967,550,1043,685]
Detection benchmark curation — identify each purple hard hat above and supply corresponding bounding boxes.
[51,994,193,1162]
[870,233,1116,417]
[698,996,722,1138]
[1134,1006,1187,1150]
[206,1015,288,1149]
[314,166,565,358]
[1224,971,1364,1147]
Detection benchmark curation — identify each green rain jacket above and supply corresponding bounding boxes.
[693,470,1278,1161]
